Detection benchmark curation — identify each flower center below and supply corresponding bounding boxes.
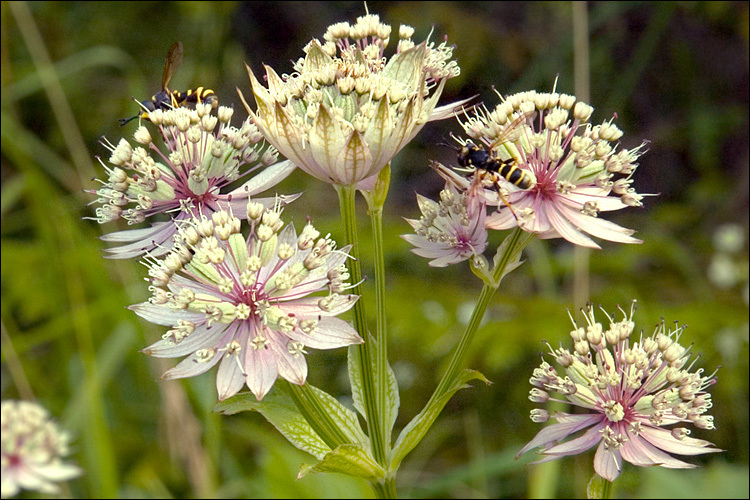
[602,400,625,422]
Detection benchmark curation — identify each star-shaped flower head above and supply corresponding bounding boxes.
[133,203,363,401]
[517,302,721,482]
[240,13,466,186]
[1,400,83,498]
[402,180,488,267]
[87,103,297,258]
[446,89,648,249]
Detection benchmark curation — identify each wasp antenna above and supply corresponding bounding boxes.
[436,134,459,150]
[118,115,137,126]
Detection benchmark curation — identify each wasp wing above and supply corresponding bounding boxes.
[162,41,183,91]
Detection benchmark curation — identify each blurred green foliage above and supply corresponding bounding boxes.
[1,1,747,498]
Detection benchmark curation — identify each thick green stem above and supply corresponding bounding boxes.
[373,477,397,499]
[287,382,349,450]
[335,184,388,467]
[370,204,390,459]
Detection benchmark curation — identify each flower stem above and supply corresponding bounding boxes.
[370,201,391,460]
[586,473,614,499]
[336,184,388,467]
[372,477,397,499]
[429,228,534,405]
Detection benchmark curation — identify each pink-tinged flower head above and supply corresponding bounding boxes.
[132,204,363,401]
[239,14,467,186]
[87,103,297,258]
[450,89,648,249]
[1,400,83,498]
[517,302,721,482]
[402,180,488,267]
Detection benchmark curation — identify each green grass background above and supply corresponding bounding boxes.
[1,2,748,498]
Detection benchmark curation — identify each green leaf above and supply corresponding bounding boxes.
[215,388,330,460]
[348,343,367,420]
[391,369,489,469]
[469,254,493,286]
[490,232,526,286]
[371,163,391,212]
[587,472,612,499]
[359,163,391,213]
[347,337,400,437]
[297,443,385,481]
[305,384,369,446]
[383,357,400,438]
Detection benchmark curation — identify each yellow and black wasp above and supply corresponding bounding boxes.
[453,114,533,192]
[119,41,218,126]
[439,114,534,217]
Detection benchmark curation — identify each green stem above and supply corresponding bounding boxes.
[429,228,534,405]
[371,477,397,499]
[370,203,391,462]
[335,185,388,467]
[586,472,614,499]
[432,282,496,401]
[287,382,349,450]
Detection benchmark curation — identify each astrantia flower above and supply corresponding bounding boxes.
[1,400,82,498]
[132,204,363,401]
[402,181,487,267]
[517,302,721,482]
[448,89,648,249]
[239,13,465,186]
[87,103,296,258]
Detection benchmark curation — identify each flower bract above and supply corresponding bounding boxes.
[240,13,466,186]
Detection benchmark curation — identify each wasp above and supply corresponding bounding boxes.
[458,140,533,191]
[444,115,533,202]
[119,42,218,126]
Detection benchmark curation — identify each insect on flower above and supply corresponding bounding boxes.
[446,114,534,215]
[440,89,647,249]
[119,41,217,126]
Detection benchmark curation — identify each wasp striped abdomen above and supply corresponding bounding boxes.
[492,157,533,190]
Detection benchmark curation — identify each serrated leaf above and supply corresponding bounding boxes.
[215,388,330,460]
[348,344,367,419]
[305,384,369,445]
[297,443,385,481]
[391,369,489,469]
[347,337,400,437]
